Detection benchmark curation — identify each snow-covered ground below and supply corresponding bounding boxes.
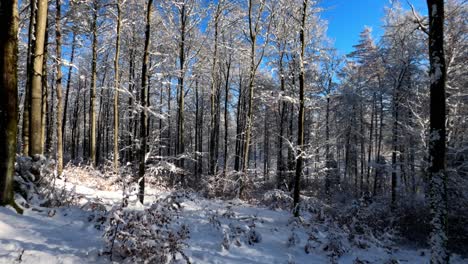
[0,176,466,264]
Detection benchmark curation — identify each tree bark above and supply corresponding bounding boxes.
[23,0,37,156]
[29,0,48,156]
[223,56,231,176]
[426,0,448,262]
[55,0,64,175]
[209,1,221,176]
[293,0,308,217]
[62,31,76,152]
[0,0,21,213]
[177,3,187,175]
[113,0,122,172]
[41,25,49,155]
[138,0,153,204]
[89,0,98,166]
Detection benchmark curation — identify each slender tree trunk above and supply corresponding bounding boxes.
[29,0,48,156]
[41,26,48,155]
[113,0,122,172]
[223,57,231,175]
[234,74,243,171]
[263,109,269,180]
[359,103,365,195]
[293,0,308,217]
[366,93,375,193]
[89,0,98,166]
[325,77,331,195]
[0,0,21,213]
[177,3,186,176]
[83,81,87,158]
[373,91,384,195]
[195,79,200,178]
[55,0,63,175]
[209,2,221,176]
[62,31,76,153]
[276,51,286,188]
[23,0,37,156]
[426,1,448,262]
[199,82,204,175]
[138,0,153,204]
[71,80,81,161]
[126,43,135,162]
[240,0,267,197]
[159,80,163,160]
[391,80,400,209]
[96,60,108,165]
[167,79,172,157]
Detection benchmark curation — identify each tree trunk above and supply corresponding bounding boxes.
[29,0,48,156]
[126,41,135,162]
[113,0,122,172]
[366,93,375,193]
[325,77,331,195]
[209,2,221,176]
[23,0,37,156]
[0,0,21,213]
[223,57,231,175]
[41,25,49,155]
[276,51,286,189]
[195,79,200,178]
[89,0,98,166]
[373,90,384,196]
[138,0,153,204]
[234,74,243,171]
[177,3,186,176]
[55,0,63,175]
[426,0,448,262]
[240,0,266,197]
[71,79,82,161]
[62,31,76,153]
[293,0,308,217]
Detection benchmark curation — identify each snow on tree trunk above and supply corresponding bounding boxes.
[427,0,449,263]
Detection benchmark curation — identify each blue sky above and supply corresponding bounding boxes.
[320,0,427,55]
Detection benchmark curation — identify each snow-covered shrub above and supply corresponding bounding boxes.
[202,171,242,199]
[218,211,263,250]
[246,228,262,245]
[321,231,348,263]
[304,233,320,254]
[287,231,300,248]
[446,166,468,255]
[261,189,293,210]
[103,193,191,263]
[62,164,122,191]
[14,155,83,208]
[335,196,394,243]
[144,161,186,189]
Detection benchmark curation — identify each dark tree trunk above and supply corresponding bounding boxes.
[62,31,76,150]
[426,1,448,262]
[138,0,153,203]
[293,0,308,217]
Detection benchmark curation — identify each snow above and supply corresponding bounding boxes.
[0,206,106,264]
[1,175,466,264]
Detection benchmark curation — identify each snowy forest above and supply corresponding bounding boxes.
[0,0,467,263]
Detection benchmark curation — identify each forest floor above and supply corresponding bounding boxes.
[0,168,466,264]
